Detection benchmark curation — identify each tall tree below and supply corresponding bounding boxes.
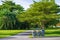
[17,0,60,29]
[0,1,24,29]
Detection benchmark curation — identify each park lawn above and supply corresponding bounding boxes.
[45,29,60,37]
[0,30,26,38]
[30,29,60,38]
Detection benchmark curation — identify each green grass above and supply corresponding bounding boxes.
[45,29,60,37]
[30,29,60,38]
[0,30,26,38]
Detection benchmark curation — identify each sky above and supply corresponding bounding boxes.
[0,0,60,10]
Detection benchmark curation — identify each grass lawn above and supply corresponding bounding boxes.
[30,29,60,38]
[45,29,60,37]
[0,30,26,38]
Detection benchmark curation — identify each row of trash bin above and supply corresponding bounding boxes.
[32,29,45,38]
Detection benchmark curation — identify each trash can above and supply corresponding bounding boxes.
[41,29,45,37]
[32,30,37,38]
[37,30,41,37]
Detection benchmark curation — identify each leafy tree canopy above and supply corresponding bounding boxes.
[17,0,60,28]
[0,1,24,29]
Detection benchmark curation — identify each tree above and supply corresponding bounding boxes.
[0,1,24,29]
[17,0,60,29]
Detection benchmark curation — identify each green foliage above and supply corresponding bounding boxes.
[17,0,60,28]
[0,1,24,13]
[0,1,24,30]
[0,0,60,29]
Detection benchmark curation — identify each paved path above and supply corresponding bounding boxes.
[0,30,60,40]
[0,30,32,40]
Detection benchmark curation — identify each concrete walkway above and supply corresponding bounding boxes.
[0,30,60,40]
